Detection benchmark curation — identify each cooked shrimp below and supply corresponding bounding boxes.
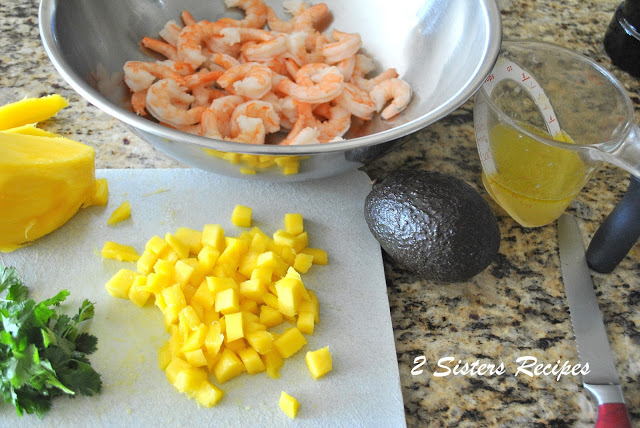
[281,101,317,145]
[266,2,329,33]
[146,78,206,127]
[182,69,224,89]
[231,100,280,135]
[336,81,376,120]
[220,0,268,29]
[210,52,241,70]
[353,67,399,91]
[192,83,226,106]
[181,10,198,26]
[285,31,323,65]
[285,127,320,145]
[177,20,227,68]
[219,27,275,47]
[315,104,350,142]
[231,115,266,144]
[159,20,182,46]
[242,34,288,62]
[285,58,300,79]
[335,56,356,80]
[142,37,180,61]
[131,89,148,115]
[278,63,343,103]
[322,30,362,64]
[218,63,273,99]
[369,77,412,119]
[200,95,245,138]
[123,60,186,92]
[352,53,376,77]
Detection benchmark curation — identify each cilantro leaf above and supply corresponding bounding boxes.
[0,265,102,418]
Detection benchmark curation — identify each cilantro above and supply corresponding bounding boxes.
[0,265,102,418]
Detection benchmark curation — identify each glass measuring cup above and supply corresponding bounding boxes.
[474,40,640,228]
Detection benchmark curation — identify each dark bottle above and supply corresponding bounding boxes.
[604,0,640,77]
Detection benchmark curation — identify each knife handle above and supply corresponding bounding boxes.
[586,175,640,273]
[595,403,632,428]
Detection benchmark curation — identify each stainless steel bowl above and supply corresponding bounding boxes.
[39,0,501,181]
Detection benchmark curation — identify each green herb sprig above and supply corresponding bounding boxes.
[0,265,102,418]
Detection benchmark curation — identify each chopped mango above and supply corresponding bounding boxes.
[87,178,109,207]
[284,213,304,236]
[274,327,307,359]
[101,241,140,262]
[107,201,131,225]
[3,123,61,138]
[105,209,331,409]
[305,346,333,380]
[231,205,252,227]
[105,268,137,299]
[301,247,328,265]
[213,348,245,384]
[279,391,300,419]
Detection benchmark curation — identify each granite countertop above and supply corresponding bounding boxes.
[2,0,639,426]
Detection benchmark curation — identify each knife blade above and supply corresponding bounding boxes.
[557,214,632,428]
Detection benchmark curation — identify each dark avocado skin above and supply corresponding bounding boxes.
[364,170,500,282]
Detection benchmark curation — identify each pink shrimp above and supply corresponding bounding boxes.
[200,95,245,138]
[210,52,241,70]
[219,27,274,46]
[145,78,206,128]
[277,63,343,103]
[217,63,273,99]
[322,30,362,64]
[336,81,376,120]
[181,10,198,26]
[219,0,268,29]
[123,60,186,92]
[352,68,399,91]
[182,69,224,89]
[192,83,226,106]
[284,126,320,145]
[314,104,351,142]
[159,20,182,46]
[335,56,356,80]
[285,31,324,65]
[177,20,227,68]
[130,89,148,116]
[266,3,329,33]
[230,100,280,136]
[141,37,179,61]
[231,115,266,144]
[281,101,317,145]
[241,34,288,62]
[369,77,412,119]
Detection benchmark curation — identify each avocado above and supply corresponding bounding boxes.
[364,170,500,282]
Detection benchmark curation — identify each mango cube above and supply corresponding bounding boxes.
[192,381,224,407]
[213,348,245,384]
[293,253,314,274]
[184,348,208,367]
[297,311,315,335]
[275,277,305,317]
[101,241,140,262]
[215,287,240,315]
[145,235,169,256]
[274,327,307,358]
[173,367,207,393]
[107,201,131,226]
[201,224,225,252]
[204,322,224,357]
[128,275,150,307]
[246,330,274,355]
[174,259,195,287]
[301,247,328,265]
[305,346,332,380]
[175,227,203,255]
[105,268,137,299]
[224,312,244,342]
[238,347,266,374]
[259,305,283,328]
[165,357,191,385]
[279,391,300,419]
[262,349,284,379]
[165,233,190,260]
[181,324,208,353]
[231,205,252,227]
[136,249,158,275]
[191,280,216,309]
[284,213,304,235]
[89,178,109,206]
[197,245,220,271]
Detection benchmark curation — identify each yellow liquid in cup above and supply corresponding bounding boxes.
[482,123,587,227]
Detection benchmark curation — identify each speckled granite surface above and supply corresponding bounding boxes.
[2,0,639,426]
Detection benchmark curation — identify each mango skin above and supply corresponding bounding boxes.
[0,132,96,252]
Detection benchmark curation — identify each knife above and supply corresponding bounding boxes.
[557,214,632,428]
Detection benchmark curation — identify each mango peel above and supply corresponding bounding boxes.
[0,95,108,252]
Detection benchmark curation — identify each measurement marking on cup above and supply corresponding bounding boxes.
[475,57,563,175]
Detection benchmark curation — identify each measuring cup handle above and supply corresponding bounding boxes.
[586,175,640,273]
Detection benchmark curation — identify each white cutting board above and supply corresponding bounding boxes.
[0,169,405,428]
